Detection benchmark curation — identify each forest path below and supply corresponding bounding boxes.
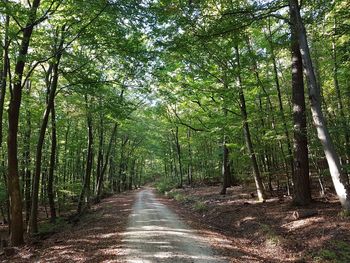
[121,188,227,263]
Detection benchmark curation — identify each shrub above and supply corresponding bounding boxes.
[155,178,177,194]
[193,201,208,213]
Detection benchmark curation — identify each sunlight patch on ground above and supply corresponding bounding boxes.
[121,189,228,262]
[97,232,119,238]
[282,217,324,231]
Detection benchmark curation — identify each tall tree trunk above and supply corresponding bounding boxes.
[118,136,128,192]
[0,9,10,230]
[77,96,94,214]
[235,45,266,201]
[290,14,311,205]
[96,123,118,201]
[266,22,294,183]
[174,126,183,188]
[29,31,64,233]
[23,81,32,226]
[7,0,41,245]
[47,102,57,222]
[258,96,273,193]
[96,114,104,195]
[220,135,231,195]
[0,8,9,148]
[187,127,193,185]
[289,0,350,210]
[220,79,231,195]
[61,121,70,209]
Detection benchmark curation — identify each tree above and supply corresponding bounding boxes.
[7,0,41,245]
[289,0,350,211]
[290,7,311,205]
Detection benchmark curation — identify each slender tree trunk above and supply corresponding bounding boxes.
[220,79,231,195]
[220,135,231,195]
[29,26,64,233]
[174,127,183,188]
[119,136,128,192]
[96,123,117,201]
[61,121,70,209]
[29,58,62,233]
[187,127,193,185]
[290,15,311,205]
[96,115,104,195]
[77,96,94,214]
[266,23,295,183]
[0,9,9,148]
[258,96,273,193]
[47,102,57,222]
[289,0,350,210]
[0,11,10,230]
[23,82,32,226]
[235,45,266,201]
[7,0,41,245]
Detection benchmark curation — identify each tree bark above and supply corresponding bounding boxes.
[174,126,183,188]
[187,127,193,185]
[289,0,350,210]
[7,0,41,245]
[290,13,311,205]
[96,123,118,201]
[266,24,294,182]
[235,45,266,201]
[220,135,231,195]
[96,114,104,196]
[29,27,64,233]
[23,81,32,226]
[47,102,57,222]
[0,8,9,148]
[77,96,94,214]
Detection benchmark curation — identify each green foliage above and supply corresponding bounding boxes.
[155,178,178,194]
[314,241,350,263]
[173,193,186,202]
[0,181,7,204]
[259,223,280,246]
[193,201,208,213]
[57,182,82,198]
[38,217,69,236]
[339,209,350,218]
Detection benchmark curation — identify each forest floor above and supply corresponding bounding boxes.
[1,191,137,262]
[0,188,228,262]
[161,185,350,263]
[1,185,350,263]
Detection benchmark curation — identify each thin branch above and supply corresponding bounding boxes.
[22,3,108,89]
[171,107,207,132]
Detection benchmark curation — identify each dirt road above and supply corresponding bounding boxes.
[121,189,227,263]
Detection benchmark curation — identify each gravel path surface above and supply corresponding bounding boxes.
[121,188,227,263]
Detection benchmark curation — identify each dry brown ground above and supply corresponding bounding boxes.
[157,185,350,263]
[1,186,349,263]
[0,190,137,263]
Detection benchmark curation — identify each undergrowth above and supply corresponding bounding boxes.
[313,240,350,263]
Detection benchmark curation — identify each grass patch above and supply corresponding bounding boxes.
[155,178,177,194]
[165,190,178,199]
[339,209,350,218]
[314,240,350,263]
[174,193,186,202]
[193,201,208,213]
[259,223,280,246]
[166,190,192,204]
[37,217,69,238]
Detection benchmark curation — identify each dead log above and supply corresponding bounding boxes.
[292,210,318,220]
